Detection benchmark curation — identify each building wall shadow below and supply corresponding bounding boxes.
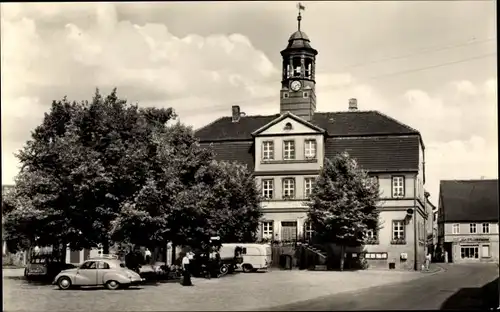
[440,277,499,310]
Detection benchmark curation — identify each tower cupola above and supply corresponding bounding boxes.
[279,3,318,121]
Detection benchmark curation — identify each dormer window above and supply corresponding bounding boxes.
[284,122,293,131]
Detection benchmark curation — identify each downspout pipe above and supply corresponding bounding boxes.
[413,174,418,271]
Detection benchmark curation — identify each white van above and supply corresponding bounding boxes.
[221,243,272,273]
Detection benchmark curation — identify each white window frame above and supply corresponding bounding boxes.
[452,223,460,234]
[282,178,295,199]
[366,229,377,239]
[304,139,317,159]
[262,141,274,160]
[392,176,405,198]
[392,220,405,240]
[460,246,479,259]
[304,177,315,198]
[283,140,295,160]
[262,221,273,240]
[261,179,274,199]
[304,222,314,241]
[469,223,477,234]
[482,223,489,233]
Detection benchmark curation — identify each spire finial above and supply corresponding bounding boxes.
[297,3,305,31]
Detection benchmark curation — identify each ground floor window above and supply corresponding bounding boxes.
[460,245,479,259]
[304,222,314,241]
[262,221,273,240]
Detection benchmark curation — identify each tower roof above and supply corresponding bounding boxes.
[281,4,317,54]
[286,30,314,50]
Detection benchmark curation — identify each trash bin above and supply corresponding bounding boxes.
[389,262,396,269]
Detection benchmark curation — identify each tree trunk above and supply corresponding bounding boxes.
[103,240,110,255]
[60,241,67,263]
[339,245,345,271]
[171,243,177,265]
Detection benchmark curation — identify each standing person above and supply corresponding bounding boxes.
[181,252,193,286]
[425,252,432,270]
[145,248,152,264]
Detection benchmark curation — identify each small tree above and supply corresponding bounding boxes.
[307,152,380,271]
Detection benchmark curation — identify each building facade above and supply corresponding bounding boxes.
[194,14,432,270]
[438,179,499,264]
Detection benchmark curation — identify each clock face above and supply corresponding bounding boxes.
[290,80,302,91]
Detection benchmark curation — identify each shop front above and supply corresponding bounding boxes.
[446,236,497,263]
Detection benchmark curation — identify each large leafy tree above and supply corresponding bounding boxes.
[307,152,380,271]
[111,124,263,252]
[191,160,263,245]
[7,89,175,254]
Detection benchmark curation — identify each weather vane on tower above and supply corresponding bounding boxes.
[297,2,305,31]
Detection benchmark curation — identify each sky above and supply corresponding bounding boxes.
[1,1,497,204]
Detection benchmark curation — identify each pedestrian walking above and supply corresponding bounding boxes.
[181,252,193,286]
[145,248,152,264]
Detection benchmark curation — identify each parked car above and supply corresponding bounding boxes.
[221,243,272,273]
[25,254,76,282]
[52,258,144,290]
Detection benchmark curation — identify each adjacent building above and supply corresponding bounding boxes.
[438,179,499,263]
[194,14,432,270]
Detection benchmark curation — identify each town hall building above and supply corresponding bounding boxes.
[195,12,432,270]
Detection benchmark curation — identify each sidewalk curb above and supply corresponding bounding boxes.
[421,265,446,275]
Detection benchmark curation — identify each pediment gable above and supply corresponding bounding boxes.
[252,112,325,136]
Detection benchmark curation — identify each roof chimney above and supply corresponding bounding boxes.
[232,105,241,122]
[348,98,358,111]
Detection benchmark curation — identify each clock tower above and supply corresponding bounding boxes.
[279,7,318,121]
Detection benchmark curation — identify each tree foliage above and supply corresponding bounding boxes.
[307,152,380,270]
[5,89,262,254]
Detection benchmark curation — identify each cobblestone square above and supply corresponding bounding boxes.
[3,268,424,311]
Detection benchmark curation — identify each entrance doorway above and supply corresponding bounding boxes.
[281,221,297,242]
[444,242,453,263]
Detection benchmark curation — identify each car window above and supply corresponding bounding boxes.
[80,261,97,270]
[97,261,110,269]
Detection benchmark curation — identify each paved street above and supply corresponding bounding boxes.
[264,263,499,311]
[3,268,425,311]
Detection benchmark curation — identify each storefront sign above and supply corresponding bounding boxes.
[458,237,490,243]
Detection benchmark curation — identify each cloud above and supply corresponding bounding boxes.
[1,3,497,204]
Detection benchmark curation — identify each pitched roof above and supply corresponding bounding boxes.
[200,136,419,172]
[200,141,255,170]
[439,179,499,222]
[195,111,419,142]
[325,136,420,172]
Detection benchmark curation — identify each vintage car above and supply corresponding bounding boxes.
[52,257,144,290]
[25,254,76,281]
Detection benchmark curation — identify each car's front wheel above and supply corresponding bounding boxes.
[105,280,120,290]
[57,277,72,290]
